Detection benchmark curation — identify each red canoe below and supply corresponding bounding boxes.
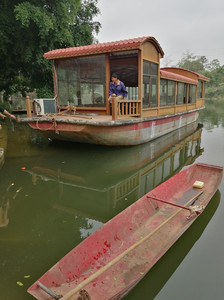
[28,163,223,300]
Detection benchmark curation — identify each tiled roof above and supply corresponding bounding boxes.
[44,36,164,60]
[161,67,210,82]
[160,69,198,85]
[194,72,210,82]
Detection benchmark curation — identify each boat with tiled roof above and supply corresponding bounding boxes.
[19,36,209,146]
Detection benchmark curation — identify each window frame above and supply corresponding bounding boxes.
[55,54,106,107]
[142,60,158,108]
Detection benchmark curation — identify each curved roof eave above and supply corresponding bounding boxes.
[160,69,198,85]
[43,36,164,60]
[141,37,164,57]
[162,67,210,82]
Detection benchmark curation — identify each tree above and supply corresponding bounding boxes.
[176,51,206,73]
[205,59,221,71]
[0,0,101,100]
[175,52,224,101]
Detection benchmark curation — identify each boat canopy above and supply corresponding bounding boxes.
[161,67,210,82]
[160,69,198,85]
[41,36,209,116]
[43,36,164,60]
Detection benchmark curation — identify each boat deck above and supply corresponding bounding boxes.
[19,107,199,126]
[19,113,141,126]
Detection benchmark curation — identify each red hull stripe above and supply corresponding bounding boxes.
[29,111,197,133]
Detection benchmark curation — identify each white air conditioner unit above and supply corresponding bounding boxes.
[34,98,56,116]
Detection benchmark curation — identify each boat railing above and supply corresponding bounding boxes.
[112,96,142,120]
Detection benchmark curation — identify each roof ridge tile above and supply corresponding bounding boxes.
[43,36,164,59]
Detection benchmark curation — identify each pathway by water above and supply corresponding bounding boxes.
[0,99,223,300]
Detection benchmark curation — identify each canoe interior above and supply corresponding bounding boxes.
[28,163,223,300]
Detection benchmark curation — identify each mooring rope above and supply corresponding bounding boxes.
[36,118,57,131]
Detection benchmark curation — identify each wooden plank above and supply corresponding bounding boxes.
[112,96,118,121]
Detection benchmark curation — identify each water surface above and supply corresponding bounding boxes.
[0,99,223,300]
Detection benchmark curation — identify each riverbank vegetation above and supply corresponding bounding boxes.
[0,0,101,101]
[175,51,224,101]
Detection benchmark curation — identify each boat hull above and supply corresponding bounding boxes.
[26,110,199,146]
[27,163,223,300]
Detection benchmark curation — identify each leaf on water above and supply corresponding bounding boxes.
[16,186,22,193]
[17,281,23,286]
[24,275,30,279]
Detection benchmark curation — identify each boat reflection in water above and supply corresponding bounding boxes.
[0,126,7,228]
[23,122,222,300]
[0,147,4,169]
[26,122,203,224]
[0,125,7,169]
[0,122,203,232]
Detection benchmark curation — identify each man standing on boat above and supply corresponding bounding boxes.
[108,73,128,101]
[108,73,128,114]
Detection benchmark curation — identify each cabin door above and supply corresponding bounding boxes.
[109,53,138,100]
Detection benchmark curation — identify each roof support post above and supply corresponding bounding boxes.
[106,54,110,115]
[112,95,118,121]
[138,50,143,117]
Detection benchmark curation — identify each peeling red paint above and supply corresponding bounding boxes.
[114,235,120,241]
[104,241,111,248]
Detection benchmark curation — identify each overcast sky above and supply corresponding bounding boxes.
[95,0,224,66]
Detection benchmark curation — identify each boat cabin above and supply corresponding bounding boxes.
[42,36,209,120]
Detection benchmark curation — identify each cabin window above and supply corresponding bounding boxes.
[55,55,106,107]
[197,80,203,98]
[183,83,187,104]
[160,79,175,106]
[177,82,186,105]
[167,81,175,105]
[188,85,196,103]
[160,79,167,106]
[142,60,158,108]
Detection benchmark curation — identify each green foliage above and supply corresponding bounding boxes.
[176,52,224,101]
[206,59,220,71]
[204,66,224,100]
[177,51,207,73]
[0,0,101,101]
[36,85,54,98]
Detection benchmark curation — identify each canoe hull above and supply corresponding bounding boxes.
[27,110,199,146]
[27,163,223,299]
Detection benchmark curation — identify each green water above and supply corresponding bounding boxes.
[0,99,223,300]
